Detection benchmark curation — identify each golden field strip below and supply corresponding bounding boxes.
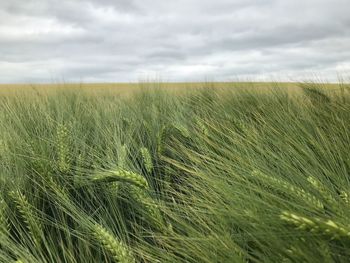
[0,81,341,97]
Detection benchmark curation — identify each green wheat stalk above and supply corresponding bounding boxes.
[0,198,9,234]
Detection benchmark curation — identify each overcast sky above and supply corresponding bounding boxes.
[0,0,349,83]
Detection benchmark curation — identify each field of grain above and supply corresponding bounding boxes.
[0,82,349,262]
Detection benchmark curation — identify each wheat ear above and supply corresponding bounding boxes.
[252,170,324,210]
[339,191,350,204]
[195,117,209,136]
[118,144,127,169]
[157,125,167,156]
[307,176,337,204]
[172,123,190,138]
[92,223,135,263]
[280,211,350,240]
[140,147,153,173]
[129,186,167,229]
[9,190,42,246]
[92,169,149,189]
[56,123,70,173]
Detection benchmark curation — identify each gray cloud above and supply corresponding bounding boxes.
[0,0,349,83]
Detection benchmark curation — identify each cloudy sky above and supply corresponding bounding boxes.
[0,0,349,83]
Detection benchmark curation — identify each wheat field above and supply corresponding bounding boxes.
[0,82,349,262]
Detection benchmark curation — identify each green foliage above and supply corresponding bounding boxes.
[0,83,349,262]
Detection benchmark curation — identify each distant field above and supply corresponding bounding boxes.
[1,82,349,263]
[0,81,344,98]
[0,81,305,95]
